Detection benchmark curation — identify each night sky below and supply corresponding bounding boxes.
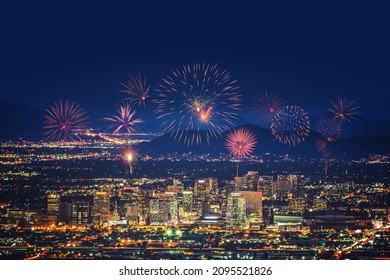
[1,2,390,121]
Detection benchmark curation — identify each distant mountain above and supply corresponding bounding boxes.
[138,124,390,158]
[1,101,389,159]
[310,115,390,137]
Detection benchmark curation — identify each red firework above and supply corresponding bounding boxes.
[120,73,150,107]
[256,91,284,124]
[316,112,342,142]
[104,103,143,135]
[329,95,359,123]
[43,100,89,141]
[225,128,257,158]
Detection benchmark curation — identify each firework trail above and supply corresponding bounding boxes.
[43,100,89,141]
[255,91,284,125]
[316,112,342,142]
[270,105,310,146]
[154,63,241,146]
[329,95,359,123]
[225,128,257,158]
[120,73,150,107]
[104,103,142,135]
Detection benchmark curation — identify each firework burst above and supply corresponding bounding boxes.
[43,100,89,141]
[329,95,359,123]
[154,63,241,146]
[123,146,137,175]
[255,91,284,125]
[316,112,342,142]
[104,103,142,135]
[120,73,150,107]
[270,105,310,146]
[225,128,257,159]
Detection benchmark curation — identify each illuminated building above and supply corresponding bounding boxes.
[194,178,217,198]
[241,171,259,191]
[288,198,308,214]
[47,193,60,214]
[258,176,274,199]
[124,204,138,225]
[276,175,298,199]
[237,191,262,223]
[177,191,193,223]
[312,197,327,211]
[92,191,110,225]
[71,201,91,225]
[226,193,246,228]
[148,192,178,225]
[168,179,183,192]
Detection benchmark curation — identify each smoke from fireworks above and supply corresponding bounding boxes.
[120,73,150,107]
[270,105,310,146]
[316,112,342,142]
[329,95,359,123]
[225,128,257,158]
[104,103,142,135]
[154,63,241,146]
[256,91,284,125]
[43,100,89,141]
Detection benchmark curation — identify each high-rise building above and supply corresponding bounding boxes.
[237,191,262,223]
[288,198,307,214]
[241,171,259,191]
[148,192,178,225]
[312,197,327,211]
[226,193,246,227]
[92,191,110,225]
[258,176,274,199]
[71,201,91,225]
[47,193,60,214]
[276,175,298,199]
[194,178,217,198]
[177,191,193,222]
[124,204,138,225]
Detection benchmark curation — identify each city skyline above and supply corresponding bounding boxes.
[0,2,389,262]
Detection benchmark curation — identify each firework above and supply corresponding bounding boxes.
[43,100,89,141]
[225,128,257,159]
[329,95,359,123]
[256,91,284,125]
[123,147,136,174]
[104,103,142,135]
[120,73,150,107]
[154,63,241,145]
[270,105,310,146]
[315,112,342,142]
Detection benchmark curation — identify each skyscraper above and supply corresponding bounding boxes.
[226,193,246,228]
[241,171,259,191]
[47,193,60,214]
[237,191,262,223]
[71,201,90,225]
[92,191,110,225]
[258,176,274,199]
